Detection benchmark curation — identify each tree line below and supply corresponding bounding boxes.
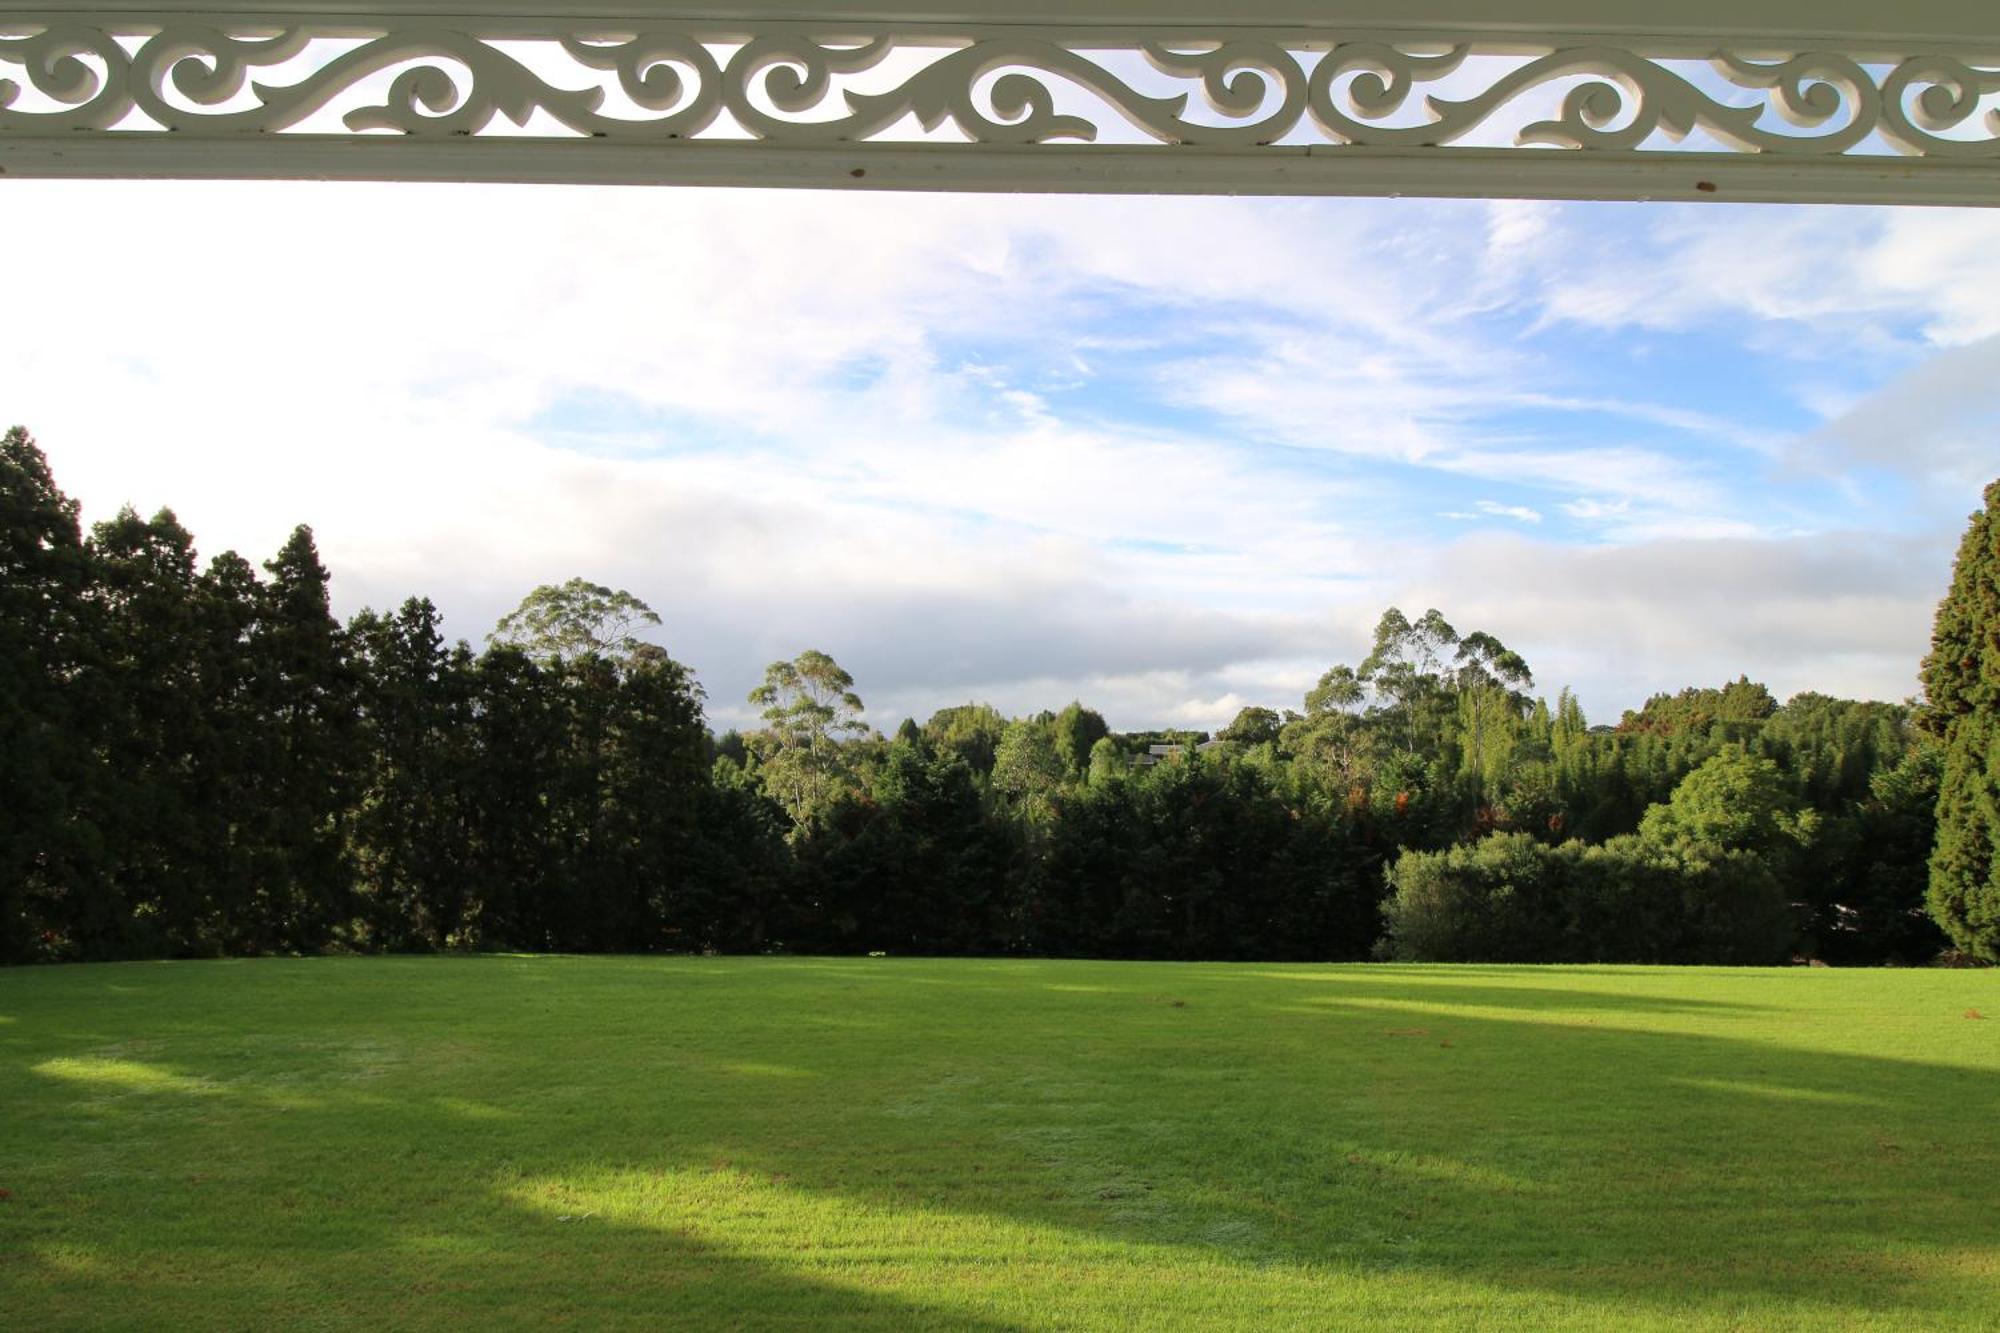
[4,427,1995,966]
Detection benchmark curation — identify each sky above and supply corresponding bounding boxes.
[4,180,1996,733]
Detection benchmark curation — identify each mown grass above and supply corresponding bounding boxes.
[1,957,1996,1330]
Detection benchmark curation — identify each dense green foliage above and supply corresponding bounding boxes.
[5,958,1998,1329]
[0,430,1972,966]
[1,431,722,962]
[1922,481,2000,961]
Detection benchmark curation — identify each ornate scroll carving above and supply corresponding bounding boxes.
[1,20,1996,157]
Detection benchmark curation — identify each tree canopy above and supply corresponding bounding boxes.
[748,649,870,829]
[489,578,662,663]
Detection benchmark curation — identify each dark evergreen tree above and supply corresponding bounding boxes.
[790,738,1015,954]
[1800,740,1949,964]
[85,507,212,956]
[462,646,567,948]
[187,549,267,953]
[0,428,98,962]
[350,598,479,949]
[1921,479,2000,961]
[597,645,712,950]
[1020,775,1145,958]
[243,525,363,951]
[1025,756,1376,961]
[681,760,793,952]
[710,728,750,767]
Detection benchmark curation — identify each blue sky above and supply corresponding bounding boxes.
[3,181,1993,731]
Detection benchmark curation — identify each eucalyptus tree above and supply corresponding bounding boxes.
[991,717,1070,817]
[1453,630,1534,700]
[489,577,661,664]
[1359,607,1463,757]
[1283,663,1371,793]
[749,649,869,828]
[1456,685,1526,808]
[1452,631,1535,809]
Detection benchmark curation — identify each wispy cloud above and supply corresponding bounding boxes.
[0,181,1983,728]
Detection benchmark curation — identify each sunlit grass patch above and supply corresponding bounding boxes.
[33,1054,212,1095]
[1,957,1995,1329]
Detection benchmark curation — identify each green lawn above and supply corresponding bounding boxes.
[2,958,1996,1329]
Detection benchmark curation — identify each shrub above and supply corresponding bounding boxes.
[1378,834,1575,963]
[1381,830,1794,965]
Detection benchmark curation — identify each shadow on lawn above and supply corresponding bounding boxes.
[687,985,1997,1322]
[5,958,1997,1327]
[0,1201,1024,1331]
[1216,971,1778,1015]
[2,1086,1023,1329]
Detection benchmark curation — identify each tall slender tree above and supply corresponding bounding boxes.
[463,645,566,947]
[1921,479,2000,960]
[350,598,478,949]
[749,650,868,829]
[86,506,210,954]
[0,428,96,961]
[1360,607,1460,756]
[189,549,266,952]
[245,525,363,950]
[592,645,711,949]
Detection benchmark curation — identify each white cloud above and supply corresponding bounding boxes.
[0,181,1975,730]
[1394,531,1945,717]
[1443,501,1543,525]
[1561,497,1631,521]
[1801,333,2000,500]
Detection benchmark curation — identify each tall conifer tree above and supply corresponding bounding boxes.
[0,428,96,961]
[247,525,362,950]
[191,549,266,951]
[1921,480,2000,960]
[87,506,209,954]
[350,597,477,949]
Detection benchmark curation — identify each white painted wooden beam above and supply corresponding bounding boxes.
[12,2,2000,53]
[6,138,1990,207]
[2,1,1997,202]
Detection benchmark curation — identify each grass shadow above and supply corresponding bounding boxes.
[3,956,1997,1328]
